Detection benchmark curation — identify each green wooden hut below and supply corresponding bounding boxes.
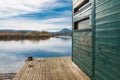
[72,0,120,80]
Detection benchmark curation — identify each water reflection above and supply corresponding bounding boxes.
[0,37,72,73]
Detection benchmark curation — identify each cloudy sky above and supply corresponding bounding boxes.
[0,0,72,32]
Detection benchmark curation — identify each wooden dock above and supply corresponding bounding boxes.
[13,57,90,80]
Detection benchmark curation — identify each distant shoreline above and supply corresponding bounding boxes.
[0,32,51,41]
[0,73,16,80]
[0,31,71,41]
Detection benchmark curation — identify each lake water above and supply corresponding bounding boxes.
[0,37,72,73]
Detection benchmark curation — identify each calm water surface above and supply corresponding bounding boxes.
[0,37,72,73]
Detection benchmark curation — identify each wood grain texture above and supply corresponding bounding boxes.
[13,57,90,80]
[73,0,120,80]
[73,0,92,78]
[73,31,92,78]
[95,0,120,80]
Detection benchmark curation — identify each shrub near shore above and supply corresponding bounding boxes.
[0,31,51,40]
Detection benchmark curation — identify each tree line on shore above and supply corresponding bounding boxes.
[0,31,51,40]
[0,31,71,40]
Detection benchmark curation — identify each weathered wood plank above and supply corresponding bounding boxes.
[13,57,90,80]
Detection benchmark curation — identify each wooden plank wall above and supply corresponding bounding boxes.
[73,31,92,78]
[73,0,93,78]
[73,0,120,80]
[95,0,120,80]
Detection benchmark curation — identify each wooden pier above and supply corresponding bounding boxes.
[13,57,90,80]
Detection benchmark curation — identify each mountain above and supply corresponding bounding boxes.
[0,29,15,33]
[58,28,71,33]
[56,28,72,36]
[48,28,72,36]
[0,28,72,36]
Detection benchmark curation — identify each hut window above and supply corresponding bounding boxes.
[74,17,90,30]
[74,0,89,13]
[74,22,79,30]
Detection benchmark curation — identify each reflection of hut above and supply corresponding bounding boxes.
[72,0,120,80]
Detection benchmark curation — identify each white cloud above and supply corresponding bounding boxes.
[0,17,72,31]
[0,0,66,18]
[0,0,71,19]
[0,0,72,31]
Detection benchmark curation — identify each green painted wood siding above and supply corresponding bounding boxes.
[73,31,92,78]
[72,2,92,77]
[73,1,93,78]
[95,0,120,80]
[73,0,120,80]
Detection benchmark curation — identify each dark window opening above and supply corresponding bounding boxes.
[74,17,90,31]
[74,22,79,30]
